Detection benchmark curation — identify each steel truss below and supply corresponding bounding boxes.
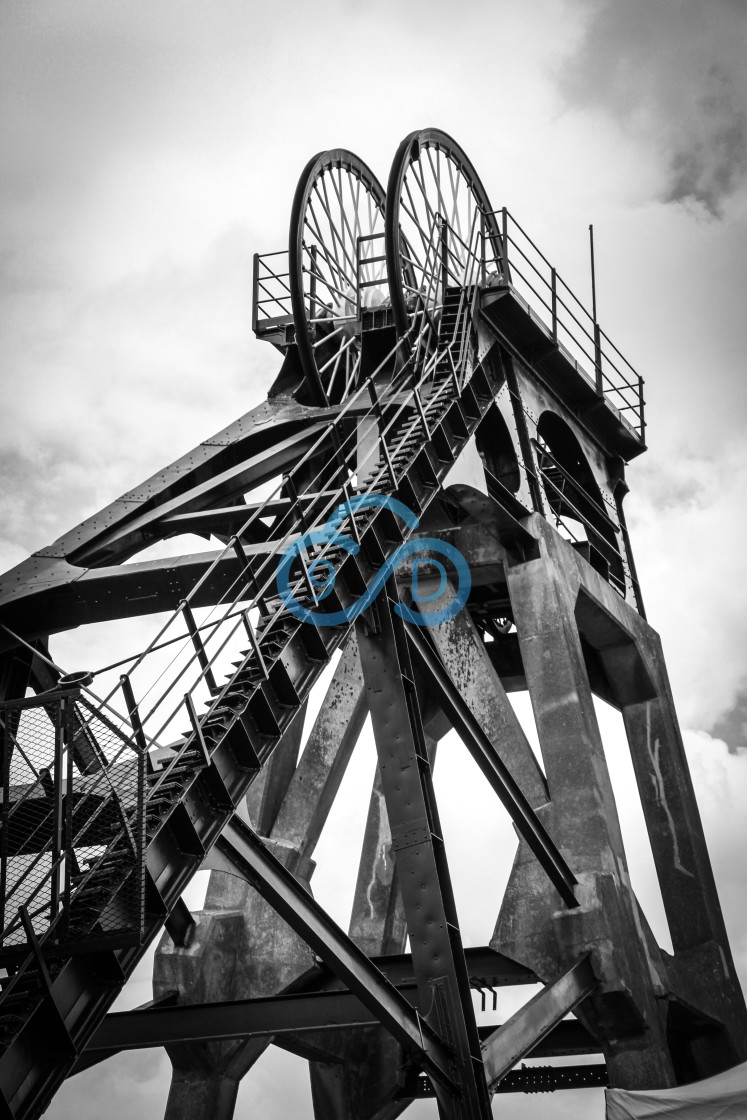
[0,128,744,1120]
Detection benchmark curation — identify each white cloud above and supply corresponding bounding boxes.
[556,0,747,216]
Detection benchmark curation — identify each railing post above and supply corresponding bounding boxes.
[414,384,430,441]
[367,375,395,485]
[231,535,256,596]
[241,611,269,679]
[61,695,74,940]
[49,696,67,923]
[135,705,146,940]
[0,714,9,938]
[342,480,362,547]
[594,323,603,397]
[481,212,487,287]
[501,207,509,279]
[120,676,149,760]
[251,253,259,334]
[356,236,363,320]
[638,376,646,441]
[439,216,449,298]
[184,692,211,767]
[551,267,558,343]
[309,244,318,324]
[181,601,218,695]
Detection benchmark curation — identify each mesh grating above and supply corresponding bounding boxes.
[0,690,145,957]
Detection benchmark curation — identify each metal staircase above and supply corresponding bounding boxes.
[0,302,498,1120]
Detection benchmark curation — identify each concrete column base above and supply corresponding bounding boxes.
[164,1071,240,1120]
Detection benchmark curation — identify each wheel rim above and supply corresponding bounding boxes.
[385,129,504,351]
[289,149,387,406]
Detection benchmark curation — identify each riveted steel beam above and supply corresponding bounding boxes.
[357,579,493,1120]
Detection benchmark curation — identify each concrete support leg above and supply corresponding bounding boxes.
[154,633,368,1120]
[308,736,436,1120]
[164,1072,240,1120]
[493,522,675,1089]
[567,529,747,1074]
[354,584,493,1120]
[154,839,317,1120]
[621,637,747,1070]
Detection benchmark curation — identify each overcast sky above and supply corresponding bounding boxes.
[2,1,746,1117]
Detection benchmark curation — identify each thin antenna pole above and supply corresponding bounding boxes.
[589,223,597,324]
[589,223,602,395]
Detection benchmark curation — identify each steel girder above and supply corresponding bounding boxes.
[355,578,494,1120]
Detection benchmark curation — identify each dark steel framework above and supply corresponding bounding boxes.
[0,127,743,1120]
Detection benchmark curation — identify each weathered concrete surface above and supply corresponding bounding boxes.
[154,633,369,1120]
[244,701,305,835]
[570,539,747,1074]
[356,593,493,1120]
[154,839,317,1120]
[272,632,368,860]
[426,596,549,808]
[304,648,452,1120]
[492,515,676,1089]
[308,736,438,1120]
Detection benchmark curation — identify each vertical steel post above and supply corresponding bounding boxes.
[367,376,395,484]
[251,253,259,334]
[480,212,487,287]
[135,705,146,940]
[50,696,66,923]
[309,245,318,323]
[355,236,363,320]
[356,576,493,1120]
[589,225,603,396]
[61,696,74,940]
[120,676,149,758]
[120,675,148,939]
[0,717,9,937]
[439,216,449,300]
[501,207,509,278]
[594,322,603,396]
[551,266,558,343]
[181,601,218,696]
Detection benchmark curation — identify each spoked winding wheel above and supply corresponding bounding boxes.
[385,128,506,371]
[289,150,387,406]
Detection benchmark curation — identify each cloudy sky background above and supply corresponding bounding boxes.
[1,0,746,1116]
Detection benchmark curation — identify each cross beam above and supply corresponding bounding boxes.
[482,955,598,1092]
[405,623,579,907]
[211,816,459,1095]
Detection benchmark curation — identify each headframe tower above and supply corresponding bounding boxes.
[0,129,743,1120]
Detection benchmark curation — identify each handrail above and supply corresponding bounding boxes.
[489,208,645,440]
[78,307,461,757]
[0,202,645,967]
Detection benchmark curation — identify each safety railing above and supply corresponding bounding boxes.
[251,250,293,333]
[355,232,389,317]
[0,689,145,957]
[399,209,486,395]
[533,440,629,598]
[0,302,475,925]
[493,209,645,441]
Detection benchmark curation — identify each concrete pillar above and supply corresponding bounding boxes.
[154,839,317,1120]
[154,633,369,1119]
[308,739,437,1120]
[492,517,675,1089]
